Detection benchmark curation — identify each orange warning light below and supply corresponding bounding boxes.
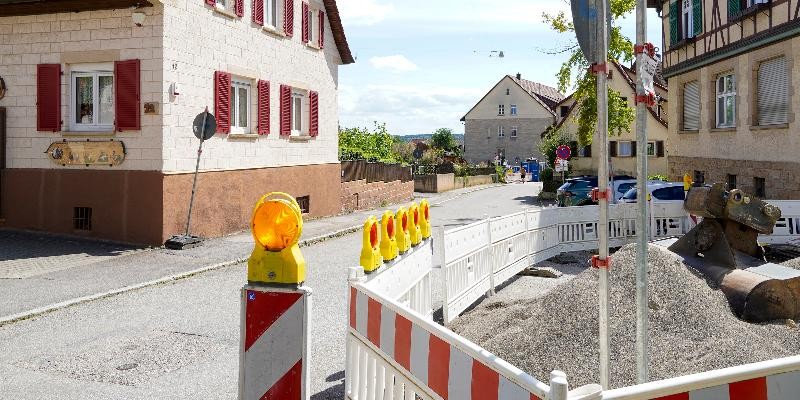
[248,192,305,285]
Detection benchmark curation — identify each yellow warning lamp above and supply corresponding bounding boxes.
[380,211,399,262]
[683,173,692,191]
[419,199,432,239]
[360,216,382,273]
[408,202,422,246]
[395,207,411,254]
[248,192,305,285]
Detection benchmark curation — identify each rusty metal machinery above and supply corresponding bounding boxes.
[668,183,800,322]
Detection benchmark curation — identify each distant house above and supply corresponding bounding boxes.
[552,61,669,177]
[461,74,564,165]
[0,0,353,244]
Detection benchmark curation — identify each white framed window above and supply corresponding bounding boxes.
[70,63,114,132]
[681,0,694,39]
[215,0,227,8]
[307,8,316,44]
[647,141,656,156]
[682,80,700,130]
[230,78,251,133]
[291,89,308,136]
[757,56,788,126]
[264,0,279,28]
[716,73,736,128]
[498,104,505,115]
[510,104,517,115]
[497,126,505,137]
[748,0,768,6]
[510,126,518,138]
[618,141,633,157]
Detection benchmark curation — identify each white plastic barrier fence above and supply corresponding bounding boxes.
[347,273,555,400]
[602,355,800,400]
[442,201,800,324]
[362,239,434,318]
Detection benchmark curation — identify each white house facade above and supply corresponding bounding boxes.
[0,0,353,244]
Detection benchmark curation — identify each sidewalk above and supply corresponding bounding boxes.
[0,184,501,323]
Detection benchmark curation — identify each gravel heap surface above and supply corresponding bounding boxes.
[450,244,800,390]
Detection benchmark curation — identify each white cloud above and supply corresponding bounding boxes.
[337,0,394,26]
[339,84,484,135]
[369,55,419,73]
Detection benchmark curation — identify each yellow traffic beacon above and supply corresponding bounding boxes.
[408,202,422,246]
[419,199,432,239]
[360,216,382,272]
[248,192,306,285]
[379,211,399,261]
[395,207,411,253]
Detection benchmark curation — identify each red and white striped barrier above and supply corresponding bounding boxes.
[602,355,800,400]
[239,286,311,400]
[347,281,550,400]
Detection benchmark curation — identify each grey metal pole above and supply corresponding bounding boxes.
[634,0,650,384]
[185,110,207,236]
[596,0,611,389]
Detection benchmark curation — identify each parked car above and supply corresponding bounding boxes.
[557,175,635,206]
[620,181,686,203]
[557,176,597,207]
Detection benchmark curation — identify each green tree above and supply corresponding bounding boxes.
[430,128,461,156]
[542,1,637,146]
[338,122,399,163]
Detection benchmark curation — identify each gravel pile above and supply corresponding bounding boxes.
[450,244,800,390]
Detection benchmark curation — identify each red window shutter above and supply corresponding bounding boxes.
[301,2,309,43]
[309,91,319,137]
[280,84,291,136]
[253,0,264,24]
[36,63,61,132]
[215,71,232,134]
[284,0,294,37]
[114,59,140,131]
[205,0,215,5]
[318,10,325,48]
[257,80,270,135]
[235,0,244,17]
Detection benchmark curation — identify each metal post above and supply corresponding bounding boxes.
[185,110,207,236]
[634,0,650,384]
[595,0,611,389]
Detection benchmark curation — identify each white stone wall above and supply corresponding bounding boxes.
[0,7,164,170]
[160,0,342,173]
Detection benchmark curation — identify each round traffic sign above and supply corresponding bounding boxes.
[557,145,572,160]
[192,111,217,140]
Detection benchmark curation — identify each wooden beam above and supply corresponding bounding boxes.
[0,0,152,17]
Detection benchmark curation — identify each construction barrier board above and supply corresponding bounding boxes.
[239,285,311,400]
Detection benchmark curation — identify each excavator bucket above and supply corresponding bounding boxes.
[667,183,800,322]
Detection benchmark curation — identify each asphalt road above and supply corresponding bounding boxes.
[0,182,544,399]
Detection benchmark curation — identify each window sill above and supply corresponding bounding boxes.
[228,133,259,140]
[212,6,239,19]
[62,131,116,137]
[263,25,286,38]
[306,42,321,51]
[751,123,789,131]
[289,135,314,142]
[678,129,700,134]
[710,127,736,133]
[669,36,696,51]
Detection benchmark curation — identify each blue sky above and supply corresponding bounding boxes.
[336,0,663,136]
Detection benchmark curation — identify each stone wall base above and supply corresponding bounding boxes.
[341,179,414,213]
[0,163,342,245]
[668,156,800,199]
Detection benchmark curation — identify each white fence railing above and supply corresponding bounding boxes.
[346,200,800,400]
[442,202,696,324]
